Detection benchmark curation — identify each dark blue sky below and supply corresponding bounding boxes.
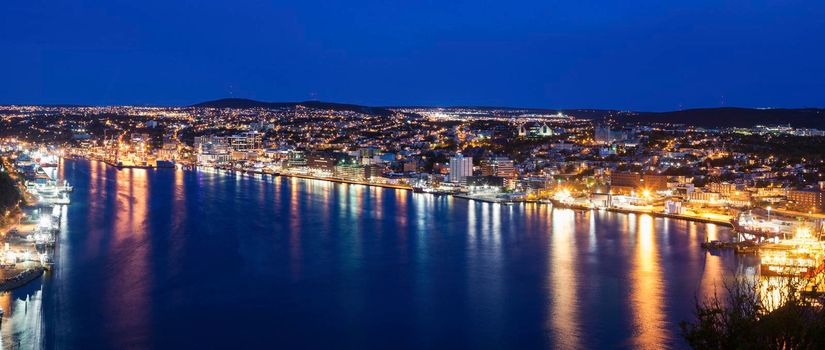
[1,1,823,110]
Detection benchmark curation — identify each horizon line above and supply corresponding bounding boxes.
[0,97,823,114]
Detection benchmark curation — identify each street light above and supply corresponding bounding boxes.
[767,206,772,221]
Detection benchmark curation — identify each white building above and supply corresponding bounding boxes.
[449,154,473,183]
[517,122,553,137]
[226,131,262,152]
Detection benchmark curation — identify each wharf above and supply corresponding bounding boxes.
[453,194,512,204]
[1,154,69,292]
[277,173,413,191]
[195,165,414,192]
[102,160,163,169]
[95,157,738,228]
[550,200,734,227]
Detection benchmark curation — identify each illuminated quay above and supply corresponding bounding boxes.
[0,144,72,297]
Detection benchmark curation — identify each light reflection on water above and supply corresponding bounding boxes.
[549,209,580,350]
[0,159,756,349]
[630,214,665,349]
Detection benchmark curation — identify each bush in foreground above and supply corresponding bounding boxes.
[680,278,825,349]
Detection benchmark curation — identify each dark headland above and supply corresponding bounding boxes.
[193,98,825,129]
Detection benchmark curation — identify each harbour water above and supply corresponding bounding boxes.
[1,159,757,349]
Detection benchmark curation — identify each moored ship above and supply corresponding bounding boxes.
[759,227,825,278]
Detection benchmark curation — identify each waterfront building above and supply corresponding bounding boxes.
[197,151,231,165]
[157,134,178,161]
[610,172,641,194]
[642,174,670,192]
[706,182,752,207]
[609,172,669,194]
[449,154,473,184]
[364,164,384,179]
[231,151,258,161]
[334,163,366,181]
[196,137,231,165]
[287,150,307,168]
[227,131,262,152]
[688,190,722,204]
[788,189,825,213]
[481,157,515,178]
[307,153,339,175]
[466,175,504,188]
[664,200,685,214]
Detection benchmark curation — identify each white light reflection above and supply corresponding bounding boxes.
[548,208,580,349]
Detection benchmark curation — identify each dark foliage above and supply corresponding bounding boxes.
[681,278,825,349]
[0,170,21,213]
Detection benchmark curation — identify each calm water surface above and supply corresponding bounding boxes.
[0,159,756,349]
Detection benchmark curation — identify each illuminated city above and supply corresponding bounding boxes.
[2,1,825,349]
[1,101,825,347]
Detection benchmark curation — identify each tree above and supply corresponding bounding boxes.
[0,170,21,211]
[681,277,825,349]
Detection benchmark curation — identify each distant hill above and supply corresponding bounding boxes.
[192,98,394,116]
[619,108,825,129]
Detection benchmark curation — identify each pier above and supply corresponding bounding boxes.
[0,149,71,293]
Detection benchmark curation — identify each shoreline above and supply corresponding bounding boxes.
[76,157,414,191]
[198,165,415,191]
[607,207,733,227]
[550,201,734,227]
[230,166,737,228]
[77,157,734,228]
[264,171,413,191]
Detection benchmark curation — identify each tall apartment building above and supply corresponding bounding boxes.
[788,189,824,213]
[594,124,627,145]
[481,157,516,178]
[227,131,262,152]
[449,154,473,184]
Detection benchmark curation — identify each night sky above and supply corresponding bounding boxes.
[1,0,823,110]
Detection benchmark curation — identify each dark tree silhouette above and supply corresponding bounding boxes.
[681,277,825,349]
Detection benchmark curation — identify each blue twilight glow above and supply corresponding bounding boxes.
[1,1,824,109]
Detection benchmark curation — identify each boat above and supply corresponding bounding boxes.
[760,251,824,277]
[58,181,73,193]
[40,254,54,270]
[40,192,70,205]
[735,245,759,255]
[701,240,725,249]
[759,227,825,278]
